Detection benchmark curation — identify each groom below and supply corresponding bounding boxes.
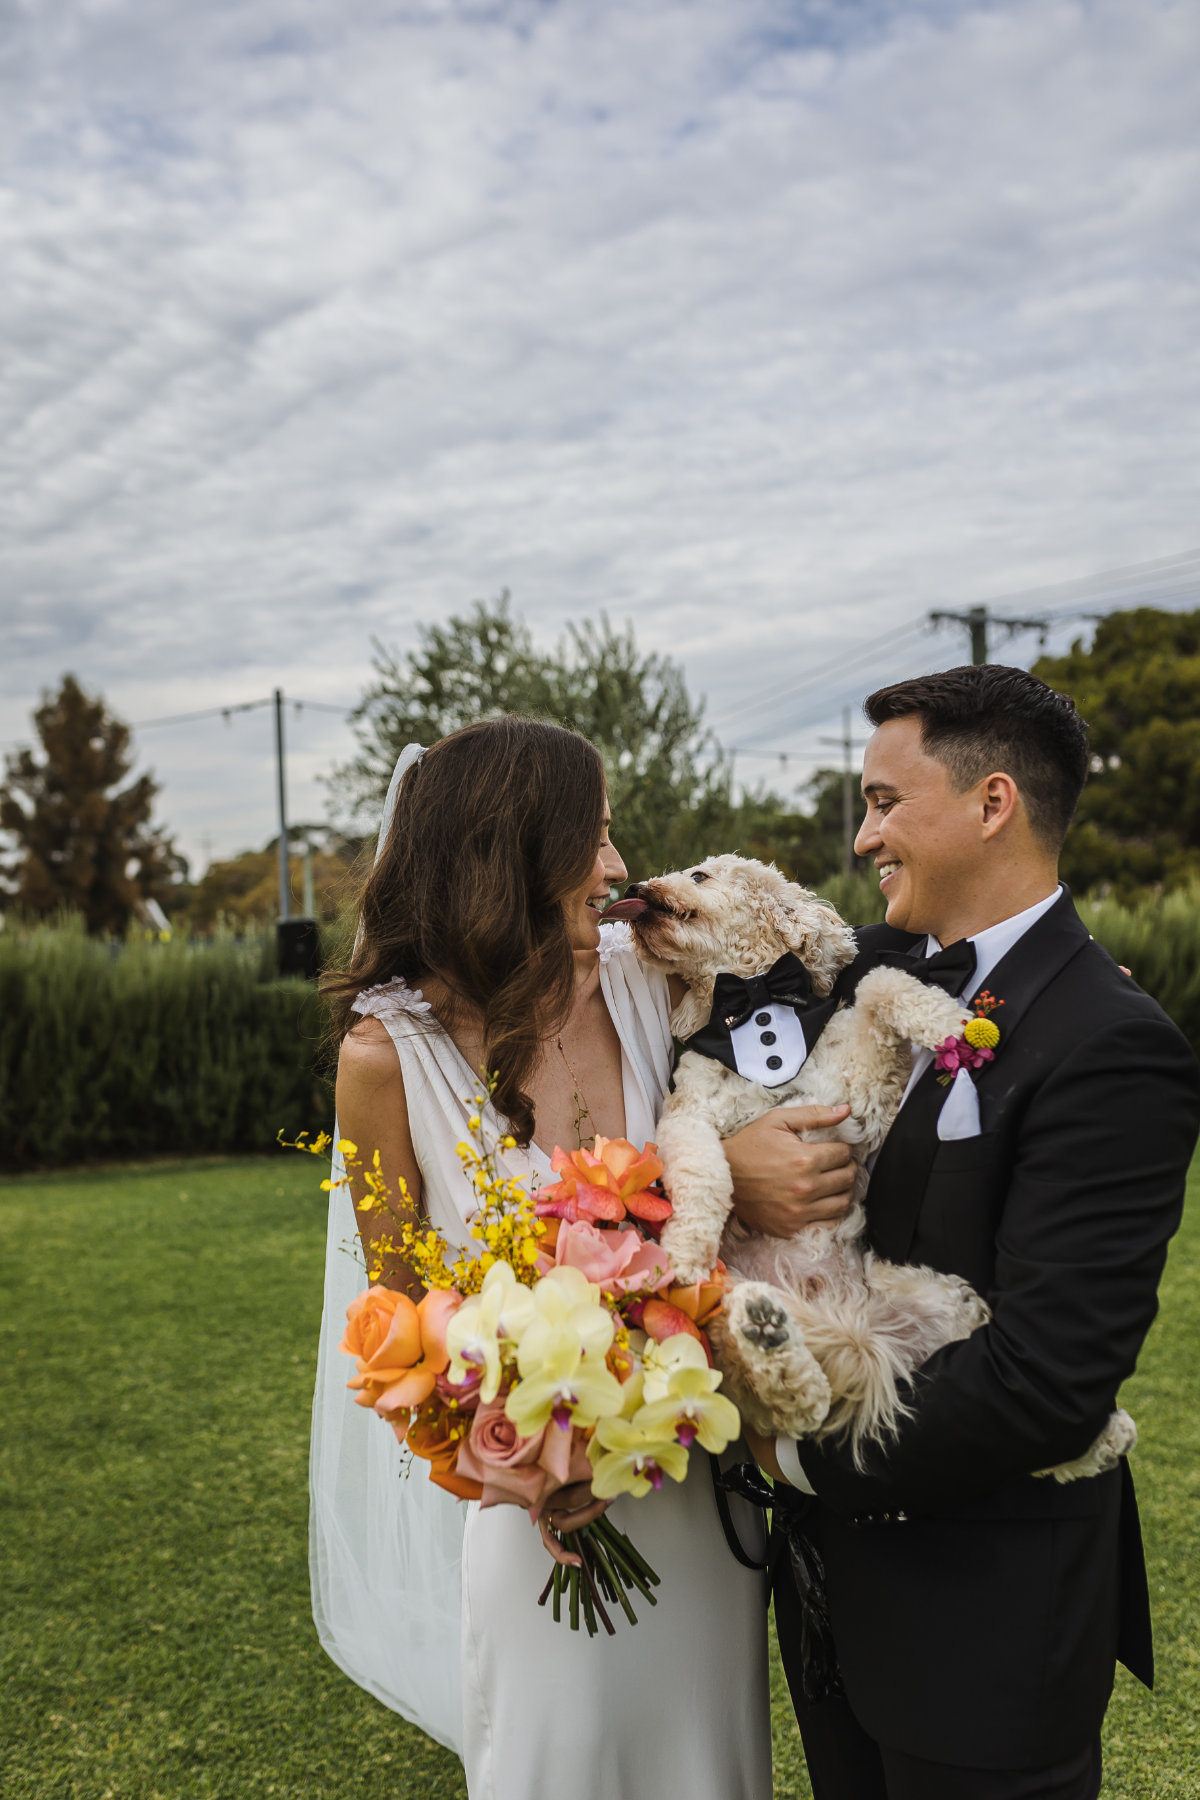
[749,664,1200,1800]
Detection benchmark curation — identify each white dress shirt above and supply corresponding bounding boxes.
[773,885,1062,1495]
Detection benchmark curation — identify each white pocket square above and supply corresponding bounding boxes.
[937,1066,982,1141]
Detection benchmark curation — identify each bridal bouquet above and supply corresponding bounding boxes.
[288,1100,739,1635]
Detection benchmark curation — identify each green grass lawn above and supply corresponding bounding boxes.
[2,1157,1197,1799]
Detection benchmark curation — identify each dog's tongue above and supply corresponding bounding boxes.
[602,895,650,922]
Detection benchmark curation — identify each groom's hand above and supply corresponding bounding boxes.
[723,1104,856,1238]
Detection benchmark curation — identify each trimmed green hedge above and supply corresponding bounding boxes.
[5,882,1199,1172]
[0,924,333,1171]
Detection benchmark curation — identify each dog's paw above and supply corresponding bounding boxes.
[1036,1409,1138,1484]
[943,1271,991,1332]
[738,1289,792,1351]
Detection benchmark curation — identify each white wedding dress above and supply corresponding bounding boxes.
[310,923,773,1800]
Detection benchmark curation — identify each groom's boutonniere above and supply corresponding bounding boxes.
[935,990,1004,1086]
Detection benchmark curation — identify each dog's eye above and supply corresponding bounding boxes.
[690,870,711,885]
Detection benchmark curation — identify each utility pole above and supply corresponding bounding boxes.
[274,687,290,920]
[819,707,868,874]
[928,606,1050,664]
[301,837,316,919]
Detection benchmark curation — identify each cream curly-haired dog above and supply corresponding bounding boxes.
[608,854,1133,1481]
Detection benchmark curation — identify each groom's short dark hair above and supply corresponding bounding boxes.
[863,664,1089,850]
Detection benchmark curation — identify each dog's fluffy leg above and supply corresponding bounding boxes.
[657,1096,737,1284]
[711,1283,833,1439]
[846,964,971,1056]
[1036,1410,1138,1483]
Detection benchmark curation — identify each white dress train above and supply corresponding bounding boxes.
[309,924,772,1799]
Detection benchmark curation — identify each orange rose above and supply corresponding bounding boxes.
[341,1287,423,1410]
[341,1284,466,1416]
[408,1410,484,1502]
[666,1261,726,1328]
[641,1296,712,1364]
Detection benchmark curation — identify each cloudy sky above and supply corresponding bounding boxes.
[3,0,1198,869]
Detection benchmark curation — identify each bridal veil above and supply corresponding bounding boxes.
[308,742,467,1753]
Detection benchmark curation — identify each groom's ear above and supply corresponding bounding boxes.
[979,772,1021,839]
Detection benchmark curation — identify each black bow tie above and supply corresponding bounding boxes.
[709,952,824,1030]
[682,952,842,1078]
[909,936,977,998]
[829,934,977,1011]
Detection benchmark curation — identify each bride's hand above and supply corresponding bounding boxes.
[537,1480,610,1565]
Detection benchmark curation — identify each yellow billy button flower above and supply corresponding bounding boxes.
[504,1322,624,1436]
[587,1414,690,1498]
[445,1263,536,1402]
[963,1016,1000,1050]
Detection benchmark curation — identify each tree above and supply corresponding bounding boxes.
[0,675,184,933]
[1034,608,1200,897]
[176,828,363,933]
[328,594,861,886]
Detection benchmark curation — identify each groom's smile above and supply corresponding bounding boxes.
[855,715,1010,944]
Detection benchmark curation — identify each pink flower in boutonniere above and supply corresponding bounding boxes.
[935,992,1003,1086]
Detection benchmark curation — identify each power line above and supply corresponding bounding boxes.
[132,695,353,730]
[706,619,930,733]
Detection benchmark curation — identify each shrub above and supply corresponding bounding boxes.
[0,921,332,1171]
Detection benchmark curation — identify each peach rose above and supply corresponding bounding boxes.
[341,1286,423,1410]
[342,1285,465,1419]
[455,1399,593,1521]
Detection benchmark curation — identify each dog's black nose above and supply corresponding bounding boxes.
[602,883,652,922]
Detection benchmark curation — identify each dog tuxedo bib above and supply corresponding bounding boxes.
[682,952,841,1089]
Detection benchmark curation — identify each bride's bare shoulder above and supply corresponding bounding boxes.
[338,1018,404,1093]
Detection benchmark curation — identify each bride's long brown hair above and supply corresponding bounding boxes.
[323,715,607,1146]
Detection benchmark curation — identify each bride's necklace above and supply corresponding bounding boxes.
[555,1035,596,1149]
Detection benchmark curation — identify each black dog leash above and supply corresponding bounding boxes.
[710,1458,844,1702]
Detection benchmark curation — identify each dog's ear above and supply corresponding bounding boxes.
[764,880,858,996]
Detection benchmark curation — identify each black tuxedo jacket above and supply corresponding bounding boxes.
[774,889,1200,1768]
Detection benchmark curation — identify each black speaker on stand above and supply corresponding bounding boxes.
[277,916,321,980]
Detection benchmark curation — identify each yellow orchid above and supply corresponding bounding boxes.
[640,1331,710,1404]
[587,1413,690,1498]
[636,1368,741,1454]
[445,1262,536,1402]
[504,1322,625,1437]
[516,1264,614,1374]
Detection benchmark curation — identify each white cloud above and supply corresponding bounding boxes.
[1,0,1198,863]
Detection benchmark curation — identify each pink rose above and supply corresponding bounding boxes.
[455,1399,593,1521]
[553,1220,676,1296]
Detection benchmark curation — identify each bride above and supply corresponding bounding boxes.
[311,715,854,1797]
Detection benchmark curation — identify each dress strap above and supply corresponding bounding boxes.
[350,975,432,1022]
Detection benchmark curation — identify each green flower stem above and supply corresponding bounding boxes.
[579,1564,598,1637]
[595,1514,661,1586]
[585,1530,639,1627]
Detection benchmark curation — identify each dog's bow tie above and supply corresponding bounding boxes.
[682,953,841,1087]
[708,953,827,1030]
